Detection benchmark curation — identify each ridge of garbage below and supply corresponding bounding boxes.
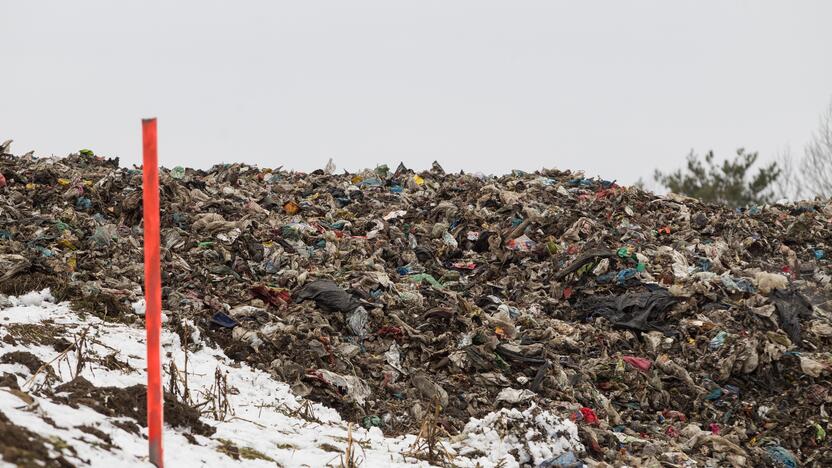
[1,148,830,466]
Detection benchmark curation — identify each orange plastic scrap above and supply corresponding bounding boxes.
[283,200,300,215]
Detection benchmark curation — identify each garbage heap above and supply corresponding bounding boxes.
[1,144,830,467]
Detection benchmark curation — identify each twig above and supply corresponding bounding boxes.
[24,325,91,389]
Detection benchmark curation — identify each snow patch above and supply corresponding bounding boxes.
[0,290,584,467]
[453,405,584,467]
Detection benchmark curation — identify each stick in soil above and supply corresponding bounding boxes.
[339,423,362,468]
[24,325,91,389]
[168,361,181,399]
[212,366,232,421]
[405,399,454,467]
[183,319,191,404]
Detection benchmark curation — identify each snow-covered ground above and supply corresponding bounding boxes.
[0,290,583,467]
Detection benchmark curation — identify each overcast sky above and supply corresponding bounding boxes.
[3,1,831,186]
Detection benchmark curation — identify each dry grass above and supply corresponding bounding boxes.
[339,423,362,468]
[23,325,91,391]
[405,399,454,467]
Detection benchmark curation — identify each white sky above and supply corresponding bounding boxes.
[3,1,831,186]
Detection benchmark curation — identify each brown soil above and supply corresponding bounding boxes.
[0,410,73,467]
[53,376,215,436]
[71,292,136,324]
[77,425,113,446]
[0,372,20,390]
[0,272,76,302]
[0,351,45,374]
[4,323,71,351]
[0,272,55,296]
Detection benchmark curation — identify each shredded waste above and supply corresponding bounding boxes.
[1,143,831,466]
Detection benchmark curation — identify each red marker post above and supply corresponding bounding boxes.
[142,118,164,467]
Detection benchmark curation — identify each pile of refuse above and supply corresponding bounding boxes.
[1,141,830,466]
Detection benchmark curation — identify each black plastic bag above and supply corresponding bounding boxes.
[293,279,361,313]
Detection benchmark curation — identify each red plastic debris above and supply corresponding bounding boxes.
[376,326,404,340]
[573,407,599,425]
[250,284,290,306]
[662,410,687,422]
[621,355,652,372]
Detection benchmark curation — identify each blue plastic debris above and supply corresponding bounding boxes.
[616,268,637,284]
[358,178,383,187]
[709,331,728,350]
[568,178,594,187]
[538,451,582,468]
[705,387,723,401]
[720,276,755,293]
[76,197,92,210]
[766,445,798,468]
[211,312,238,328]
[35,246,53,257]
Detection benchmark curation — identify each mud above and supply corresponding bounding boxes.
[4,323,71,351]
[0,410,73,467]
[53,376,215,436]
[0,351,45,374]
[71,292,136,324]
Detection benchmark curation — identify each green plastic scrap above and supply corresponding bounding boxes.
[575,262,595,276]
[814,422,827,442]
[493,352,509,369]
[171,166,185,179]
[79,149,94,156]
[362,415,382,429]
[407,273,444,289]
[375,164,390,177]
[546,240,559,255]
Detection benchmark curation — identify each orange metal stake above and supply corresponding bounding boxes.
[142,118,164,467]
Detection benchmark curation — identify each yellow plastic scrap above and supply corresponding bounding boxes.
[351,175,363,184]
[413,175,425,186]
[57,178,71,186]
[57,239,76,250]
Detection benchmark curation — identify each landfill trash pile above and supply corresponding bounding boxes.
[1,143,831,466]
[1,289,581,467]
